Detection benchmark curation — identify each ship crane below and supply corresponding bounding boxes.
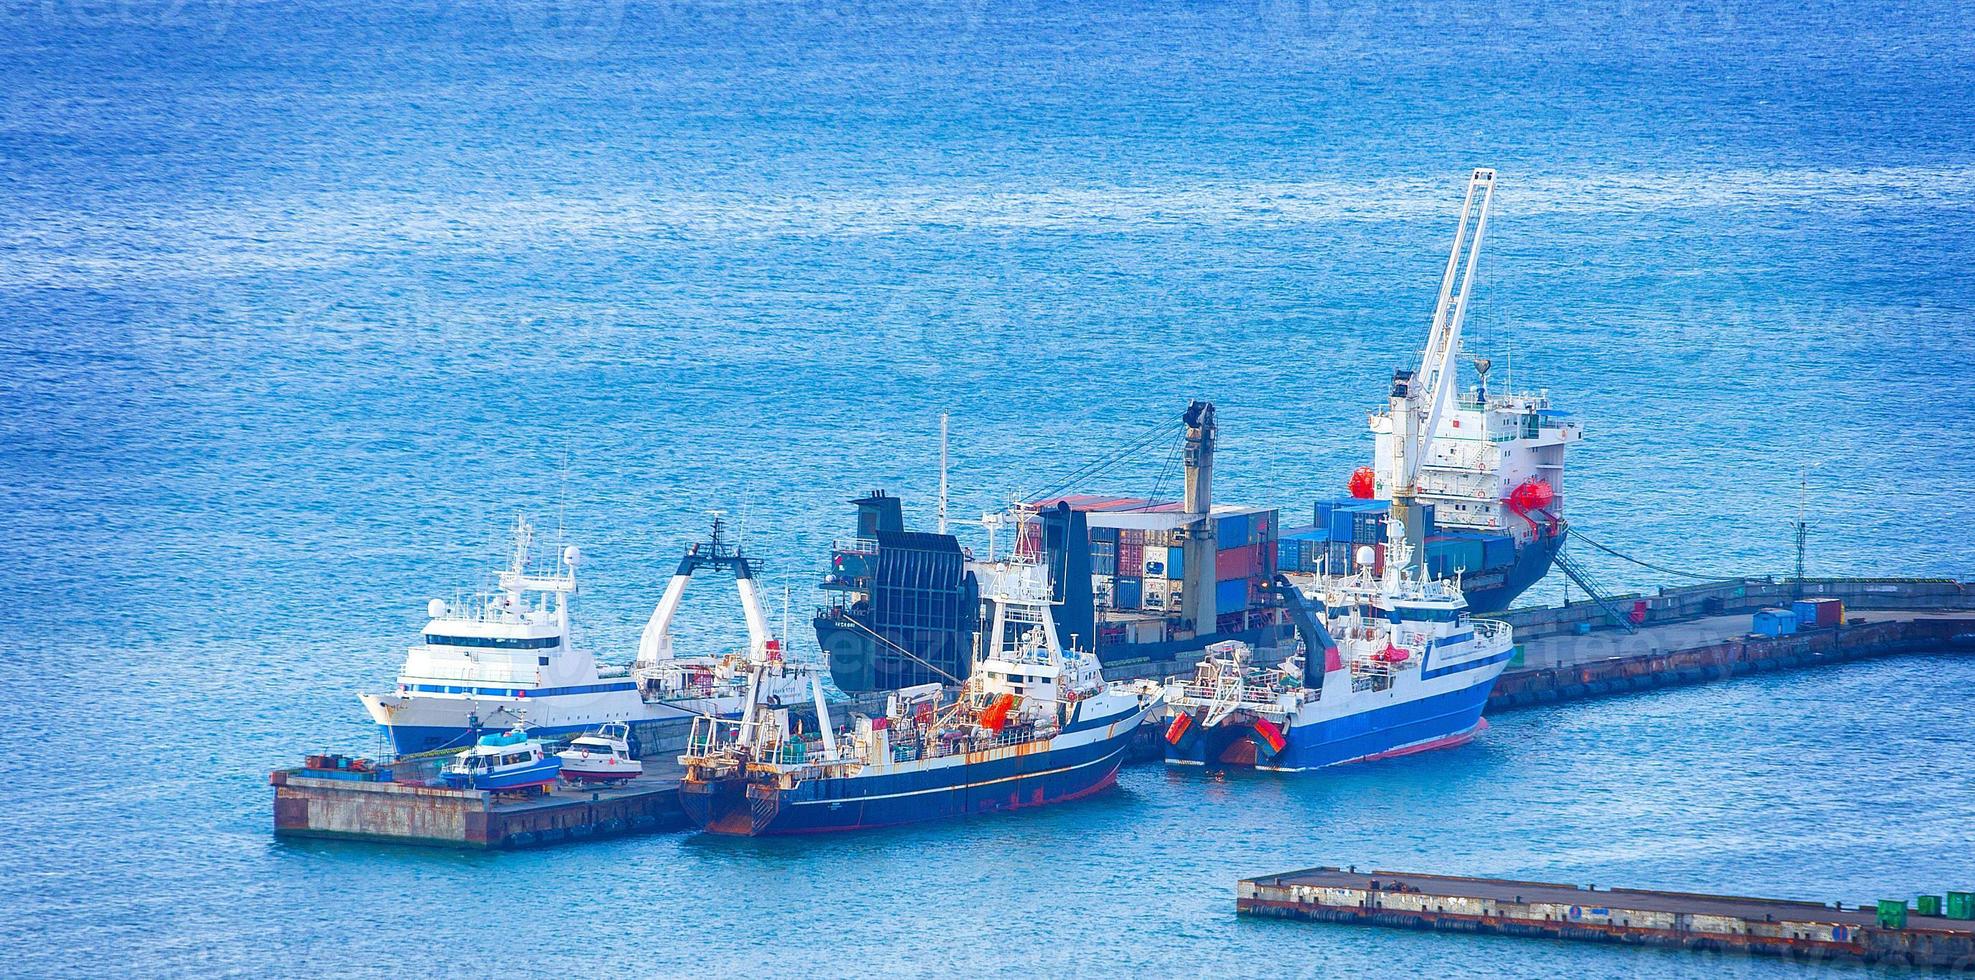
[635,513,775,668]
[1388,167,1496,569]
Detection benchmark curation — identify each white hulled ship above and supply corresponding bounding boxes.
[361,516,804,755]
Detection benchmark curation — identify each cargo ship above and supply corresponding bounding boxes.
[680,505,1160,835]
[361,516,804,754]
[1166,169,1526,770]
[816,169,1577,693]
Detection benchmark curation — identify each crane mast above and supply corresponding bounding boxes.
[1390,168,1496,570]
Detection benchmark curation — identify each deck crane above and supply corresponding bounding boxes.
[1386,168,1496,572]
[634,513,775,669]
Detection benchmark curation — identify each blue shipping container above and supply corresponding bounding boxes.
[1216,577,1250,613]
[1218,512,1250,546]
[1751,608,1797,637]
[1167,546,1184,578]
[1114,577,1143,611]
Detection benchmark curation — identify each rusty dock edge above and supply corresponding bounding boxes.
[1237,868,1975,970]
[271,765,689,849]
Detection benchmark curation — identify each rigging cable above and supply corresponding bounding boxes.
[1025,412,1187,504]
[1563,523,1745,582]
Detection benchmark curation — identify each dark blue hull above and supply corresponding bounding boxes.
[1166,675,1496,772]
[682,718,1140,835]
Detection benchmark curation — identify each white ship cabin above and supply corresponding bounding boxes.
[969,544,1107,725]
[396,521,618,696]
[1370,386,1581,543]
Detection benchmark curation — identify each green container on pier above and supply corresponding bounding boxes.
[1876,900,1909,929]
[1947,892,1975,920]
[1917,895,1943,917]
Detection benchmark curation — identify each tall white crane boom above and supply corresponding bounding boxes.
[1400,167,1496,494]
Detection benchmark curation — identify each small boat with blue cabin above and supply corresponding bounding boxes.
[441,725,562,791]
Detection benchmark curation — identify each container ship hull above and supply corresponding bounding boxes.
[680,705,1145,836]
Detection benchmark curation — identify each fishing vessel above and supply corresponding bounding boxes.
[361,516,804,754]
[440,725,562,791]
[556,722,644,783]
[681,505,1160,835]
[1165,170,1524,771]
[1162,530,1513,770]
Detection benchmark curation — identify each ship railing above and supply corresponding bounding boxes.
[1468,618,1512,642]
[1175,680,1283,708]
[832,537,880,555]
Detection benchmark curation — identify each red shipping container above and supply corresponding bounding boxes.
[1120,528,1145,545]
[1216,543,1261,581]
[1117,543,1144,571]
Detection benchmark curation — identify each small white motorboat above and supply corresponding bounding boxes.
[556,721,644,783]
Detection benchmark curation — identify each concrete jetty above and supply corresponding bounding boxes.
[1239,867,1975,970]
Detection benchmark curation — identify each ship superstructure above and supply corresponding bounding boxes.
[683,505,1158,835]
[1163,522,1515,770]
[362,516,804,755]
[1282,169,1581,612]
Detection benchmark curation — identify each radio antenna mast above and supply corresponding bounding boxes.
[938,413,950,536]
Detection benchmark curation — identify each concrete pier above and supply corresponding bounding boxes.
[1238,867,1975,970]
[1488,613,1975,712]
[271,755,688,848]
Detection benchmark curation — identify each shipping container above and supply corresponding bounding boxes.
[1120,528,1144,546]
[1793,597,1843,629]
[1351,510,1383,545]
[1166,545,1185,578]
[1216,543,1262,581]
[1250,510,1277,544]
[1142,554,1166,577]
[1314,500,1335,530]
[1216,577,1249,613]
[1144,583,1167,608]
[1217,512,1250,546]
[1919,895,1944,917]
[1946,892,1975,920]
[1751,608,1797,637]
[1877,900,1908,930]
[1117,542,1144,572]
[1479,532,1515,569]
[1114,577,1143,611]
[1327,542,1351,572]
[1088,526,1118,544]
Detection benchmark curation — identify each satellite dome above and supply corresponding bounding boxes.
[562,545,582,567]
[427,598,448,619]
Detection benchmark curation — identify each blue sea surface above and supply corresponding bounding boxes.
[3,0,1973,975]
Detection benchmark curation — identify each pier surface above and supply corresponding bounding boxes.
[1239,867,1975,970]
[272,756,689,848]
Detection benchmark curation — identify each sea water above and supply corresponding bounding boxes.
[2,0,1972,974]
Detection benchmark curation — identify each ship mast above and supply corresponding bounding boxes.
[1179,400,1218,636]
[1391,168,1495,573]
